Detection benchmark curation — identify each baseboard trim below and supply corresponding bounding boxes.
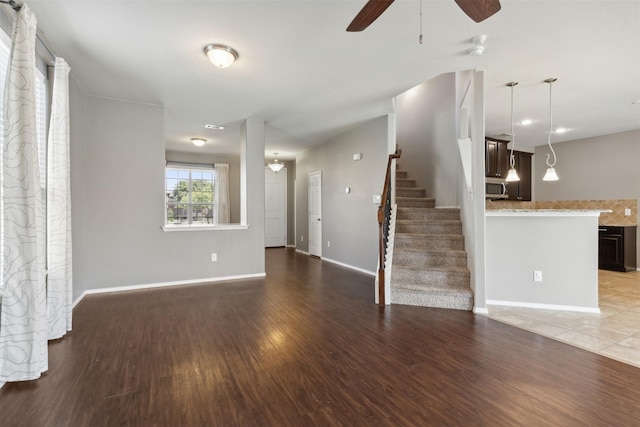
[486,299,600,314]
[72,272,267,308]
[321,257,375,277]
[473,307,489,314]
[295,249,310,256]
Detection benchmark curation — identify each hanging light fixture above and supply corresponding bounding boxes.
[268,153,285,172]
[505,81,520,182]
[203,44,239,68]
[543,78,559,181]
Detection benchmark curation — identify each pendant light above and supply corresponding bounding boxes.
[505,81,520,182]
[543,78,559,181]
[268,153,284,172]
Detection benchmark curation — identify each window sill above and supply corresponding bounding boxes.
[162,224,250,232]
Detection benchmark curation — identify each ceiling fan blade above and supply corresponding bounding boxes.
[454,0,501,23]
[347,0,395,32]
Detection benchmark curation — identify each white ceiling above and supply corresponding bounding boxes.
[26,0,640,159]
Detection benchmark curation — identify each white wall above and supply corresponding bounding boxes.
[295,116,388,273]
[535,129,640,266]
[455,70,487,312]
[486,213,599,311]
[396,73,458,207]
[70,89,265,301]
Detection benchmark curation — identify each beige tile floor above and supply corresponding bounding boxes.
[485,269,640,368]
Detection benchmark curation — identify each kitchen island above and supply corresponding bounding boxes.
[485,209,605,313]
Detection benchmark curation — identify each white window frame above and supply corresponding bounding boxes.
[165,162,215,226]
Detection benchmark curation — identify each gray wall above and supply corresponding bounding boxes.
[70,88,265,301]
[165,150,241,224]
[486,214,599,310]
[295,116,388,273]
[396,73,459,207]
[282,160,296,246]
[534,129,640,267]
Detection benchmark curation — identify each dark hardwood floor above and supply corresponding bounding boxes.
[2,247,640,426]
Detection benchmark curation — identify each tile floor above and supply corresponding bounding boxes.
[485,269,640,368]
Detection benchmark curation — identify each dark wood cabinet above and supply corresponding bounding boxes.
[485,137,508,178]
[599,226,637,272]
[506,151,532,201]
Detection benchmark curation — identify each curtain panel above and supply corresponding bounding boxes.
[214,163,230,224]
[0,5,48,382]
[46,57,72,340]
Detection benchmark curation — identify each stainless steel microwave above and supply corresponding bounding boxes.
[486,177,508,200]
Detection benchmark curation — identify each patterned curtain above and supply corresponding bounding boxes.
[46,57,72,340]
[214,163,230,224]
[0,5,48,382]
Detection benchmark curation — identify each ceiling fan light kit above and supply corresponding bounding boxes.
[203,44,238,68]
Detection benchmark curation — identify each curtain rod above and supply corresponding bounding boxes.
[0,1,57,62]
[0,0,21,12]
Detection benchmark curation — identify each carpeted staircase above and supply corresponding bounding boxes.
[390,167,473,310]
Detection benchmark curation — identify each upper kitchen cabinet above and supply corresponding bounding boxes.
[507,151,533,201]
[485,137,509,178]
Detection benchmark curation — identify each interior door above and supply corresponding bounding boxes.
[308,171,322,257]
[265,167,286,247]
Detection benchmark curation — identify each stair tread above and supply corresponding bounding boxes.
[393,265,469,273]
[394,247,466,255]
[396,232,464,238]
[396,219,462,225]
[397,207,460,212]
[392,282,473,293]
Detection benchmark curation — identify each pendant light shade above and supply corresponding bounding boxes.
[543,78,559,181]
[504,81,520,182]
[268,153,285,172]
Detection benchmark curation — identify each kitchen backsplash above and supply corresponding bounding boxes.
[486,199,638,226]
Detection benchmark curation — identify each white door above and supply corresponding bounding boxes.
[265,167,286,247]
[308,171,322,257]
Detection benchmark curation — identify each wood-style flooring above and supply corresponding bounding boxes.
[1,248,640,426]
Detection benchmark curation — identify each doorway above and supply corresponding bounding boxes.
[308,170,322,257]
[265,167,287,247]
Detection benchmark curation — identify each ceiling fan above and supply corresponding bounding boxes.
[346,0,501,32]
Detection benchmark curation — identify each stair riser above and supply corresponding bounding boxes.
[397,209,460,221]
[396,223,462,235]
[391,288,473,311]
[395,235,465,251]
[396,171,408,179]
[396,179,416,188]
[397,198,435,208]
[393,251,467,268]
[392,269,470,287]
[397,188,426,198]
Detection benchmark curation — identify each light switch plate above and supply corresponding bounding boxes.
[625,208,632,216]
[373,194,382,204]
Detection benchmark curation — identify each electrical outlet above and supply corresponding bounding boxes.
[327,241,330,247]
[534,270,543,282]
[211,253,217,262]
[625,208,632,216]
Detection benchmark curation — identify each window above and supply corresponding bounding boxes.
[165,163,215,225]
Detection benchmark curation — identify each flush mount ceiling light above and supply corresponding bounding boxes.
[203,44,238,68]
[505,81,520,183]
[543,78,559,182]
[268,153,285,172]
[205,124,225,130]
[191,137,206,147]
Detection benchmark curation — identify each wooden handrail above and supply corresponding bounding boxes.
[377,147,401,305]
